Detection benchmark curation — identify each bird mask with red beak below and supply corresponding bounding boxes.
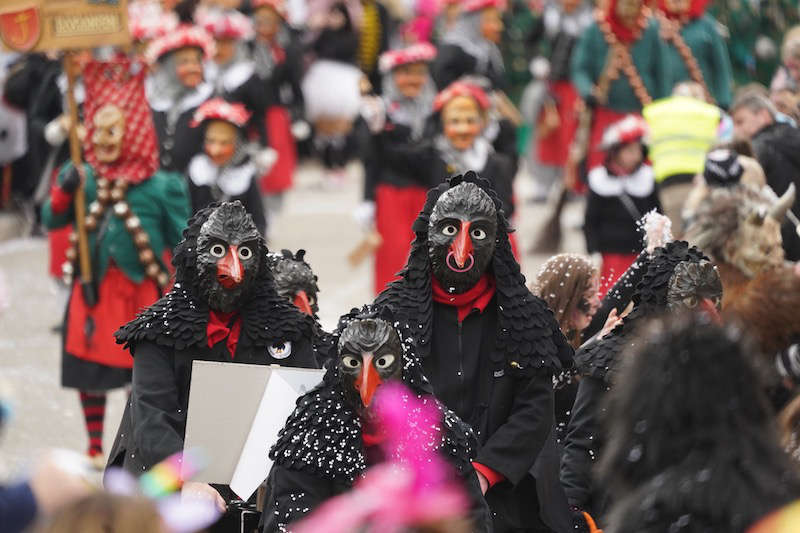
[338,317,403,414]
[268,249,320,317]
[196,202,263,313]
[666,260,723,323]
[428,181,498,294]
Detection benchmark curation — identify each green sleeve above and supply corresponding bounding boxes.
[40,162,90,230]
[706,17,734,109]
[652,21,673,100]
[158,172,191,249]
[571,25,601,100]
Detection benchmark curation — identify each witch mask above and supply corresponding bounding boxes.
[338,318,403,413]
[91,104,126,164]
[196,202,262,312]
[428,182,497,293]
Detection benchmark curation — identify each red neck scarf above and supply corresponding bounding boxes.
[432,274,496,323]
[601,0,649,44]
[657,0,708,20]
[206,310,242,358]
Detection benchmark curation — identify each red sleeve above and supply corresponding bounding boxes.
[472,461,505,488]
[49,185,73,215]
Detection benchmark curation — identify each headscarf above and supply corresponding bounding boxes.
[442,10,504,76]
[602,0,649,44]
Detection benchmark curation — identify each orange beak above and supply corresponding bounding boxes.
[354,354,382,407]
[293,290,314,316]
[699,298,722,324]
[217,245,243,289]
[450,221,473,268]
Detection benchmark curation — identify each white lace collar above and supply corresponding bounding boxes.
[188,153,256,197]
[148,80,213,113]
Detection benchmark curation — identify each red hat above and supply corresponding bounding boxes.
[190,98,252,128]
[83,58,159,184]
[600,114,648,150]
[145,24,215,64]
[433,81,490,112]
[251,0,288,19]
[196,7,254,40]
[128,2,178,42]
[462,0,507,12]
[379,43,437,73]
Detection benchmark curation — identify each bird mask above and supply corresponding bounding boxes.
[428,181,498,294]
[338,317,403,414]
[269,249,320,316]
[195,202,263,313]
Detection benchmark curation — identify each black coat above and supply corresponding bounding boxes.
[212,63,272,146]
[151,84,212,175]
[432,43,508,91]
[583,165,661,254]
[751,121,800,261]
[249,31,306,120]
[108,281,319,474]
[375,173,574,532]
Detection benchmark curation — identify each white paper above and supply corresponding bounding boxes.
[229,367,324,501]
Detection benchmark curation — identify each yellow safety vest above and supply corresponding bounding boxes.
[643,96,721,183]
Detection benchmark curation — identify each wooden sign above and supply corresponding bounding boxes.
[0,0,130,53]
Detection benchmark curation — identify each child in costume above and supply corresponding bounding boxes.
[583,114,660,291]
[361,42,439,294]
[187,98,268,235]
[41,58,191,467]
[146,25,215,175]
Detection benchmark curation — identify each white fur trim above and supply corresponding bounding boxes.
[588,165,655,197]
[188,153,256,196]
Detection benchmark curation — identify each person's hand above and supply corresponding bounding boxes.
[60,166,82,194]
[599,308,622,339]
[182,481,226,513]
[353,201,375,230]
[475,470,489,495]
[28,451,92,515]
[360,95,385,133]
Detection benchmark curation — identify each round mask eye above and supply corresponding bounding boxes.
[238,246,253,260]
[307,294,316,306]
[471,228,487,240]
[210,244,226,258]
[683,296,698,308]
[442,224,458,236]
[341,355,361,369]
[375,354,396,369]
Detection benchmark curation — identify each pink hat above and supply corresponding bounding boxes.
[433,81,490,112]
[379,43,437,73]
[190,98,252,128]
[145,24,215,64]
[462,0,507,12]
[600,114,649,150]
[196,8,254,40]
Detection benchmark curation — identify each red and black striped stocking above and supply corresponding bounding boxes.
[79,391,106,457]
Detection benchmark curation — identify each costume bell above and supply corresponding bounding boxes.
[187,98,267,235]
[108,201,319,479]
[261,307,492,532]
[41,58,191,465]
[376,173,575,532]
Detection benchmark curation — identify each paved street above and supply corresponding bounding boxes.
[0,162,585,479]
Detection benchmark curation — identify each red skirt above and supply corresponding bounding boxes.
[537,81,579,167]
[374,184,428,295]
[259,106,297,194]
[65,265,160,368]
[48,226,72,278]
[599,252,638,298]
[587,107,629,170]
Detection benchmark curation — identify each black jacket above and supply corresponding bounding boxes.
[432,43,508,91]
[250,31,306,121]
[151,84,212,175]
[751,121,800,261]
[583,165,661,254]
[375,173,574,532]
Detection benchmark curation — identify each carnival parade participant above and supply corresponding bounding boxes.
[41,57,191,468]
[654,0,733,108]
[108,201,318,511]
[376,172,574,531]
[261,306,492,531]
[433,0,507,91]
[583,114,661,291]
[187,98,268,235]
[599,315,800,532]
[571,0,671,170]
[361,42,439,294]
[145,24,215,175]
[561,239,723,529]
[251,0,307,200]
